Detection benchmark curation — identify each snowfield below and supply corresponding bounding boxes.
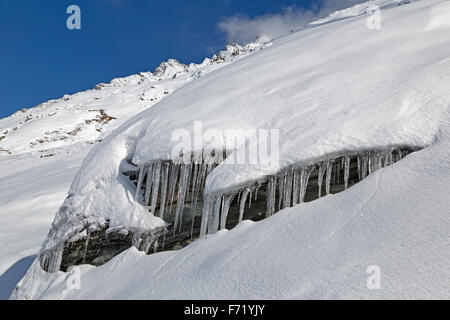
[4,0,450,299]
[0,146,89,299]
[19,140,450,299]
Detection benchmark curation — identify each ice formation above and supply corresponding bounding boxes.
[39,145,416,272]
[126,147,417,252]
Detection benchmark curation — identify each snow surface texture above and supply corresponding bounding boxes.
[132,0,447,194]
[0,148,88,299]
[0,41,268,298]
[10,0,450,299]
[18,138,450,299]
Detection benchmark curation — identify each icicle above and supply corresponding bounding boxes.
[40,255,48,272]
[135,165,145,200]
[382,151,388,168]
[190,163,199,208]
[358,154,368,180]
[325,160,334,195]
[278,173,285,211]
[159,162,169,218]
[300,167,313,203]
[196,163,208,195]
[271,177,277,215]
[167,163,180,216]
[173,164,190,235]
[376,152,383,171]
[248,190,253,208]
[200,162,209,191]
[387,149,394,165]
[150,161,162,215]
[266,177,276,217]
[317,163,326,198]
[344,156,350,190]
[82,234,90,264]
[395,149,403,162]
[361,154,369,179]
[210,195,222,234]
[384,149,394,168]
[179,164,193,233]
[200,195,213,237]
[189,164,200,239]
[193,161,211,235]
[239,188,250,222]
[370,151,381,173]
[331,164,335,185]
[41,245,63,273]
[131,233,142,252]
[185,163,193,202]
[292,170,300,205]
[137,232,158,255]
[357,156,362,181]
[337,162,341,185]
[52,246,64,273]
[144,163,153,205]
[370,153,376,172]
[284,169,293,208]
[220,193,237,230]
[161,232,166,251]
[206,156,215,176]
[216,195,225,232]
[333,162,338,185]
[191,164,205,234]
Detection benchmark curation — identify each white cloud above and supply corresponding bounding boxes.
[218,0,365,44]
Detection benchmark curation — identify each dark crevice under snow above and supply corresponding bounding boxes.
[45,146,420,272]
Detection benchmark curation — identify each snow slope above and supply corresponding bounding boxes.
[22,136,450,299]
[132,0,447,194]
[0,145,89,299]
[10,0,450,299]
[0,41,269,298]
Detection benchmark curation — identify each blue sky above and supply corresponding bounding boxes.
[0,0,349,118]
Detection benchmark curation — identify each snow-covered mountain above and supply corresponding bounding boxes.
[0,38,269,299]
[3,0,450,300]
[0,40,268,156]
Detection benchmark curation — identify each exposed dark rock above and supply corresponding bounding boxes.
[40,224,165,272]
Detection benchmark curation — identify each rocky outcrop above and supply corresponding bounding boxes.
[40,224,165,272]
